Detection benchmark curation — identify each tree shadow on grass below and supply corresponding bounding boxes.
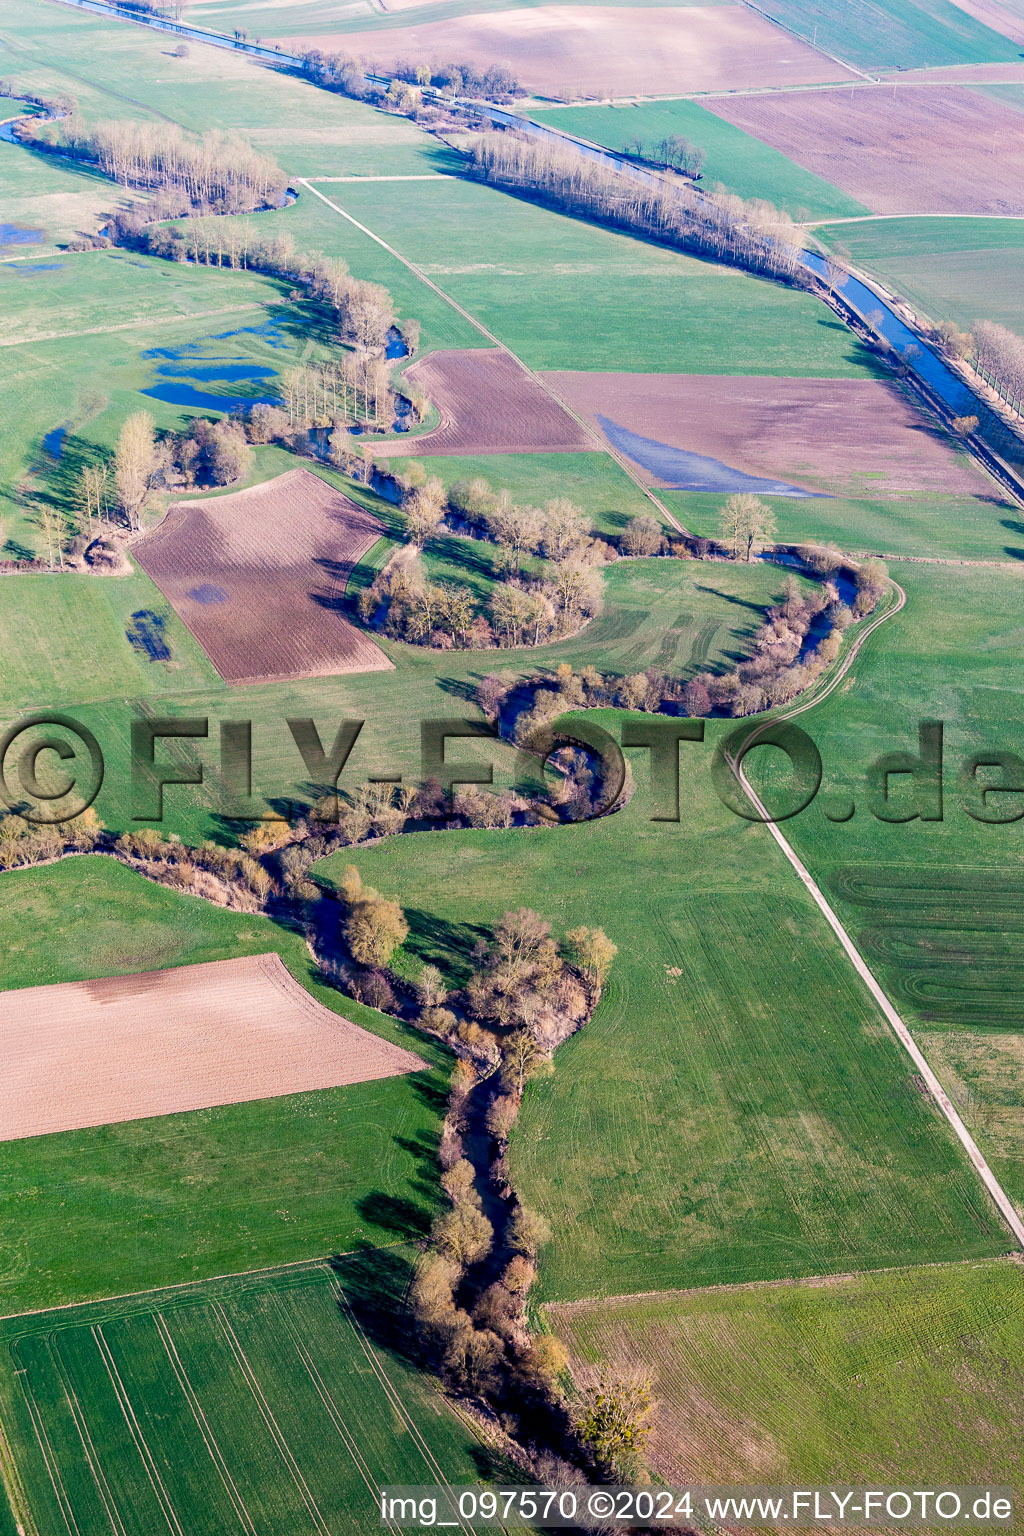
[328,1241,420,1357]
[434,674,485,702]
[693,582,771,615]
[404,904,491,972]
[357,1190,434,1241]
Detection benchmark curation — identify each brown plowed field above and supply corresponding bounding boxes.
[134,468,392,685]
[948,0,1024,45]
[546,371,988,497]
[292,5,856,98]
[706,85,1024,216]
[0,953,422,1142]
[378,349,591,457]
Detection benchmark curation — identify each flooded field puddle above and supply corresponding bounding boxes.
[0,222,44,247]
[141,319,285,413]
[597,415,826,498]
[43,424,69,459]
[126,609,172,662]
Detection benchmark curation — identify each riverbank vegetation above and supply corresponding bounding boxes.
[16,114,288,213]
[467,131,806,284]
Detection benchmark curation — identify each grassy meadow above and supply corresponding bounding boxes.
[753,0,1020,70]
[661,484,1024,562]
[384,450,657,537]
[550,1257,1024,1485]
[0,255,301,558]
[814,215,1024,335]
[0,856,445,1315]
[0,0,446,179]
[745,560,1024,1224]
[0,130,132,254]
[318,737,1011,1303]
[0,1256,526,1536]
[298,176,880,376]
[534,99,868,221]
[0,541,799,842]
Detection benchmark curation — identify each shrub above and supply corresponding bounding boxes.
[506,1204,552,1257]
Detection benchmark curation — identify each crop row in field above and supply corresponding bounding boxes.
[0,1256,521,1536]
[549,1257,1024,1485]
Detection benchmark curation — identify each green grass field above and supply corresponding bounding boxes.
[317,732,1011,1303]
[814,216,1024,335]
[533,100,868,222]
[0,133,130,254]
[743,560,1024,1226]
[661,485,1024,562]
[753,0,1020,71]
[550,1257,1024,1485]
[0,856,445,1315]
[383,451,656,537]
[0,0,446,180]
[0,546,796,841]
[0,252,305,557]
[296,177,879,376]
[0,1255,525,1536]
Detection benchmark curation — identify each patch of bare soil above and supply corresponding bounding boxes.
[134,467,393,684]
[0,952,421,1141]
[545,371,989,496]
[378,349,591,457]
[288,5,856,98]
[705,85,1024,216]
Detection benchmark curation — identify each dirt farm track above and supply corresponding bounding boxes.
[0,952,422,1141]
[134,468,393,685]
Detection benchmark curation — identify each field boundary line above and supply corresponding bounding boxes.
[737,0,876,81]
[545,1250,1024,1314]
[297,179,684,532]
[211,1300,333,1536]
[0,1251,359,1325]
[92,1325,183,1536]
[154,1312,259,1536]
[728,584,1024,1250]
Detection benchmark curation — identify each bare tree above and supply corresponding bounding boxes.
[720,492,776,561]
[114,411,157,531]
